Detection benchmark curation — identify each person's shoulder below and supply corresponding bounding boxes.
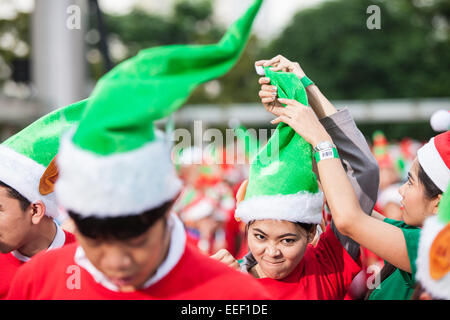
[0,251,19,265]
[9,243,79,299]
[19,242,78,276]
[383,217,420,230]
[179,245,270,299]
[310,224,341,253]
[306,224,357,270]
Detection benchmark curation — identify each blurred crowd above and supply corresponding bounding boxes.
[171,128,423,256]
[170,128,441,300]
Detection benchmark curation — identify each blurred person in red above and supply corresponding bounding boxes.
[373,131,403,220]
[174,146,244,256]
[179,191,227,255]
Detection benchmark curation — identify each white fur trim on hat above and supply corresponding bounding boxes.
[415,216,450,300]
[0,145,59,218]
[417,137,449,192]
[235,190,324,224]
[55,131,183,218]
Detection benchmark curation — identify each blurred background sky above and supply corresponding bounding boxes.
[0,0,327,39]
[0,0,448,142]
[97,0,327,39]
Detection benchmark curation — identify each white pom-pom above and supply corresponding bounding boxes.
[255,65,265,76]
[430,109,450,132]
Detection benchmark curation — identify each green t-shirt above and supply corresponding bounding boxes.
[368,218,421,300]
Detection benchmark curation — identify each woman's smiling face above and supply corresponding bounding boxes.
[247,219,313,280]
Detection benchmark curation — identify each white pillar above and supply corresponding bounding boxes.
[32,0,88,111]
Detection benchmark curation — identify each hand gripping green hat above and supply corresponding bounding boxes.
[55,0,263,218]
[235,67,323,224]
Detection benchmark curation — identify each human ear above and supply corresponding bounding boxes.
[30,201,46,225]
[431,194,443,214]
[307,225,318,244]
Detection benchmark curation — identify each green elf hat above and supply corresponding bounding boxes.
[235,67,323,224]
[416,185,450,300]
[234,125,259,162]
[0,99,87,218]
[55,0,263,219]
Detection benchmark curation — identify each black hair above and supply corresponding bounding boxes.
[417,163,442,199]
[68,199,174,241]
[0,180,31,211]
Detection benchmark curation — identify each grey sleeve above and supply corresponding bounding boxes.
[239,251,257,273]
[319,107,379,261]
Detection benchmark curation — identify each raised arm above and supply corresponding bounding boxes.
[308,84,380,259]
[256,56,380,260]
[270,98,411,273]
[256,56,378,214]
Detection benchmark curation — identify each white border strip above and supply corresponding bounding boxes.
[235,190,324,224]
[417,137,449,192]
[55,131,182,218]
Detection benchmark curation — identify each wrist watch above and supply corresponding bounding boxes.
[313,141,339,163]
[313,141,335,153]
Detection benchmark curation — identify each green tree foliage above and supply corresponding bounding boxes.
[1,0,448,106]
[265,0,450,100]
[104,0,223,57]
[0,11,30,87]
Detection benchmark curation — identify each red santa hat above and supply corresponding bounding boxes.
[417,131,450,192]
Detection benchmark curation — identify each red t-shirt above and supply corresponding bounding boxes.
[0,230,75,299]
[255,225,361,300]
[7,242,271,300]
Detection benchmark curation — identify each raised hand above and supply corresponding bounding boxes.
[257,77,284,116]
[270,98,332,148]
[255,55,306,79]
[210,249,241,271]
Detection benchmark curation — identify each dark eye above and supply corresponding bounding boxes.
[282,238,296,245]
[254,234,265,240]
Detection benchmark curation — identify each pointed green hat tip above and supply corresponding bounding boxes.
[71,0,263,156]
